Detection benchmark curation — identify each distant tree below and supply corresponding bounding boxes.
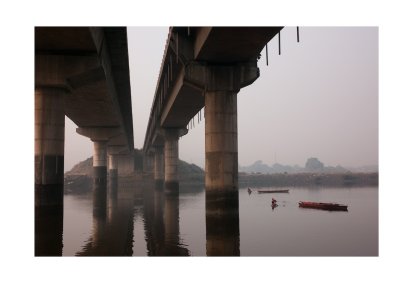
[305,157,324,171]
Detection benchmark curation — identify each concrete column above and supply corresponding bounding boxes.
[109,153,118,189]
[76,126,121,214]
[93,140,107,182]
[205,89,239,212]
[93,140,107,214]
[35,86,65,209]
[164,129,179,195]
[116,153,135,175]
[184,61,259,212]
[154,146,164,190]
[109,153,118,175]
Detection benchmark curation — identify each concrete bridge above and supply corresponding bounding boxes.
[143,28,282,195]
[35,27,133,239]
[142,27,282,255]
[35,26,283,256]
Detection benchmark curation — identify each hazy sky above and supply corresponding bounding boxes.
[1,0,397,280]
[65,26,378,171]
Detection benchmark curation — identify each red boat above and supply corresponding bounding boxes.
[299,201,348,211]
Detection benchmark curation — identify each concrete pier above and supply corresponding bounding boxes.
[164,129,180,195]
[154,146,164,190]
[108,154,118,176]
[109,153,118,189]
[77,127,120,216]
[108,145,124,189]
[184,62,259,210]
[35,87,65,209]
[93,140,107,213]
[77,126,121,207]
[117,153,135,175]
[93,141,107,185]
[205,89,239,214]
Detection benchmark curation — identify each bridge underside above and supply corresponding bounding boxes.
[149,27,283,148]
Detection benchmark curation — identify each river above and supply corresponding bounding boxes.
[52,185,379,256]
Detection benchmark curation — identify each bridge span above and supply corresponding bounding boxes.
[144,27,282,191]
[35,27,133,253]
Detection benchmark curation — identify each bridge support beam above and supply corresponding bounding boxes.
[77,127,121,215]
[117,152,135,175]
[154,146,164,190]
[109,153,118,177]
[108,152,118,189]
[186,62,258,210]
[35,87,66,209]
[92,140,107,211]
[107,145,125,189]
[93,140,107,182]
[205,88,239,214]
[164,129,180,195]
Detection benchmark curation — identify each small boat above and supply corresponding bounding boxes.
[299,201,348,211]
[257,189,289,194]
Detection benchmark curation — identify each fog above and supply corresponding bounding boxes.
[65,27,378,171]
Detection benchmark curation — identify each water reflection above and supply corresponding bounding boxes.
[42,179,377,256]
[205,191,240,256]
[143,186,189,256]
[35,205,63,256]
[76,182,134,256]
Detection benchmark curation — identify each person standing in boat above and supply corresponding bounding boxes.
[271,198,278,210]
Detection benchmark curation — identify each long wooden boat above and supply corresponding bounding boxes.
[257,189,289,194]
[299,201,348,211]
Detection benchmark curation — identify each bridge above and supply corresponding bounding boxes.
[35,27,133,212]
[142,26,282,210]
[35,26,284,256]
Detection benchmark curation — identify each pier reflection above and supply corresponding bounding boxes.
[143,186,189,256]
[76,181,134,256]
[35,205,63,256]
[37,180,242,256]
[206,191,240,256]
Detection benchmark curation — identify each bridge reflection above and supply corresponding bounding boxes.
[143,186,189,256]
[36,179,242,256]
[35,205,63,256]
[76,181,134,256]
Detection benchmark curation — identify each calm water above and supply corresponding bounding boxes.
[58,185,378,256]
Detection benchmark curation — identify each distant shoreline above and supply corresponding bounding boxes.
[64,171,378,194]
[239,172,378,188]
